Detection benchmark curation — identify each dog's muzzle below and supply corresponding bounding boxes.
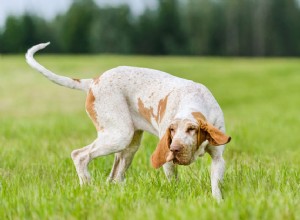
[167,144,193,165]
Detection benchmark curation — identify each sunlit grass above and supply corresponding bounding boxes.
[0,55,299,219]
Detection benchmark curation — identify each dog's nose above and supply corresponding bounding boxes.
[170,144,182,153]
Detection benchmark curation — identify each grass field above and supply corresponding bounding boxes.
[0,54,299,220]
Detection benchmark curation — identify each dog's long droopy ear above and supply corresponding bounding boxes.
[151,128,172,169]
[192,112,231,146]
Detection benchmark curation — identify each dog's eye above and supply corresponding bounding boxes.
[169,127,176,135]
[186,127,196,133]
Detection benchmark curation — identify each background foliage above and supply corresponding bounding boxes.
[1,0,300,55]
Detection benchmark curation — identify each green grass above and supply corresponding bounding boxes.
[0,55,299,220]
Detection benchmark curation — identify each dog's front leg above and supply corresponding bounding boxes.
[163,161,178,181]
[211,156,225,201]
[207,146,225,201]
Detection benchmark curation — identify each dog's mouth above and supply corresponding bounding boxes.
[166,151,192,166]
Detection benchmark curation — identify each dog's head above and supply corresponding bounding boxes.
[151,112,231,168]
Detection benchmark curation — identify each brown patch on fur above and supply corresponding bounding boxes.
[93,77,101,85]
[138,95,169,124]
[86,89,102,131]
[138,98,153,123]
[192,112,231,146]
[73,78,81,83]
[191,112,206,122]
[157,95,169,123]
[191,112,207,146]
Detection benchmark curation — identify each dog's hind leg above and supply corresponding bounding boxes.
[71,144,92,185]
[71,127,135,185]
[107,130,143,183]
[72,86,137,185]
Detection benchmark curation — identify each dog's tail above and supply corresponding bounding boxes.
[26,42,92,92]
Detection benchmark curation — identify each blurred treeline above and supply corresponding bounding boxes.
[1,0,300,56]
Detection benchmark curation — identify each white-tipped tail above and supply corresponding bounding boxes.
[26,42,92,92]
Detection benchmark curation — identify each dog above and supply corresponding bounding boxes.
[26,43,231,201]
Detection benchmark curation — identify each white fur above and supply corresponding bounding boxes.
[26,43,228,201]
[26,42,92,92]
[193,140,209,160]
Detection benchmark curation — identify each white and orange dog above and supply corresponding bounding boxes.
[26,43,231,200]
